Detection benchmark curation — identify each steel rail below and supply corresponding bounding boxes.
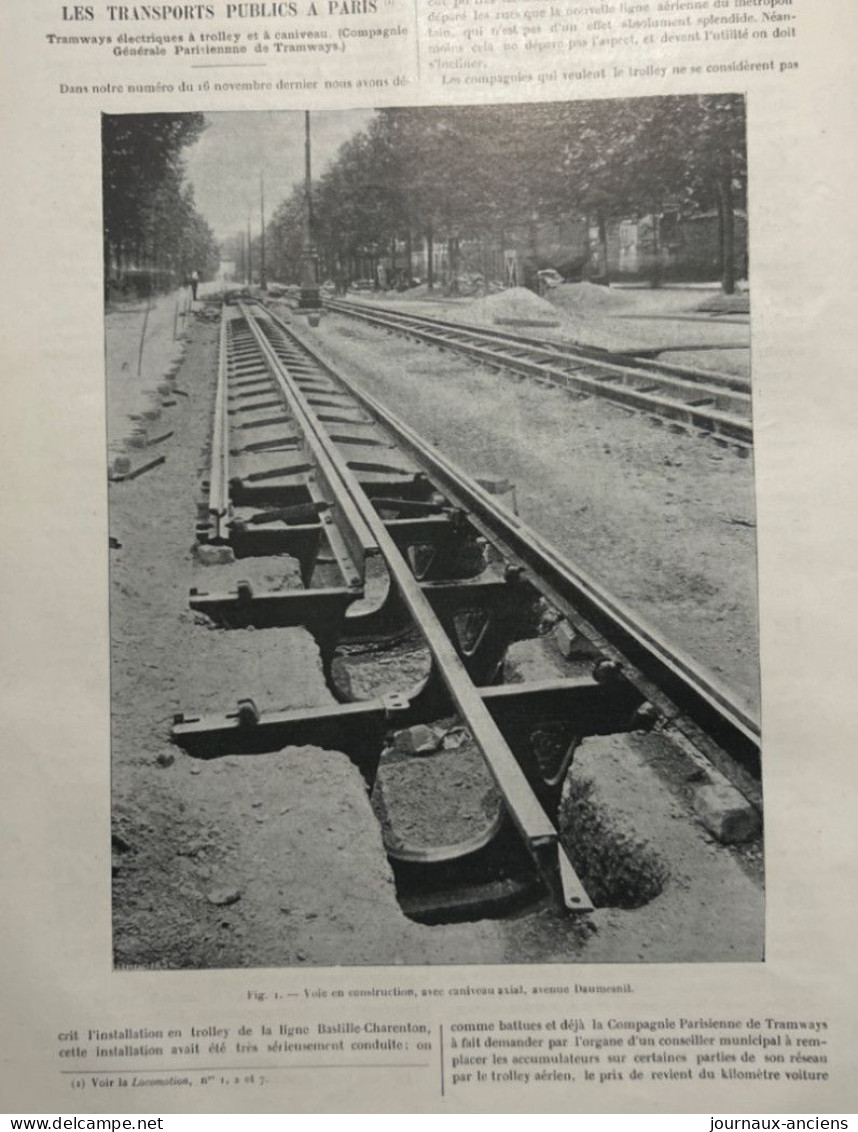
[207,312,230,542]
[275,308,761,785]
[328,296,752,394]
[236,307,377,588]
[238,302,591,913]
[323,297,753,445]
[344,384,760,774]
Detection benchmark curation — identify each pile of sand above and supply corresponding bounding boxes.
[478,286,563,324]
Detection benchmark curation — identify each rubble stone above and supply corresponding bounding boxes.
[195,543,235,566]
[474,473,518,514]
[207,887,241,907]
[693,784,761,844]
[393,724,441,757]
[553,619,584,659]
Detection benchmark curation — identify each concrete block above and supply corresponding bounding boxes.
[475,473,518,515]
[195,543,235,566]
[693,784,761,844]
[127,427,148,449]
[475,473,512,495]
[553,619,584,659]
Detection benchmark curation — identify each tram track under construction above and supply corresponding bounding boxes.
[147,296,765,941]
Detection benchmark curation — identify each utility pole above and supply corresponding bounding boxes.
[298,109,321,322]
[246,210,252,287]
[260,171,267,292]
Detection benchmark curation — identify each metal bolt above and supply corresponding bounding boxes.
[593,659,622,684]
[236,699,260,728]
[632,701,659,730]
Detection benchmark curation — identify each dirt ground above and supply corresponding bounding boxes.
[107,292,763,971]
[104,291,191,458]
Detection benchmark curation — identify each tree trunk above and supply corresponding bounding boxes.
[529,216,539,285]
[448,236,459,294]
[587,211,610,286]
[405,229,413,283]
[649,207,663,290]
[717,175,736,295]
[499,226,510,286]
[598,211,610,285]
[427,227,435,291]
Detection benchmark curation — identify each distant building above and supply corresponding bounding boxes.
[372,207,747,291]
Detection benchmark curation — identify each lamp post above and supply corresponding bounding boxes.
[260,171,267,292]
[298,110,321,323]
[246,210,252,287]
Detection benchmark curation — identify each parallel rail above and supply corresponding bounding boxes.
[248,303,591,913]
[333,370,761,783]
[324,297,753,447]
[206,313,230,542]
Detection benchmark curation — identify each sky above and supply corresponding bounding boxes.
[183,109,376,243]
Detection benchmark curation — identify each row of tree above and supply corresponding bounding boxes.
[261,96,746,293]
[102,113,220,297]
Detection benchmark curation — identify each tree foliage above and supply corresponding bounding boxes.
[267,96,746,292]
[102,113,219,295]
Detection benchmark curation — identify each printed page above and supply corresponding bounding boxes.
[1,0,856,1114]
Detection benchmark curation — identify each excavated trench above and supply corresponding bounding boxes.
[320,562,670,920]
[190,527,670,924]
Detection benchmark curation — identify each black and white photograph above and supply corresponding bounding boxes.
[104,97,762,970]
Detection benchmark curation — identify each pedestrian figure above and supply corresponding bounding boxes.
[190,269,199,302]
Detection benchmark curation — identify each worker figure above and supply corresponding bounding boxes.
[190,269,199,302]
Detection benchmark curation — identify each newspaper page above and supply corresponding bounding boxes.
[0,0,856,1114]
